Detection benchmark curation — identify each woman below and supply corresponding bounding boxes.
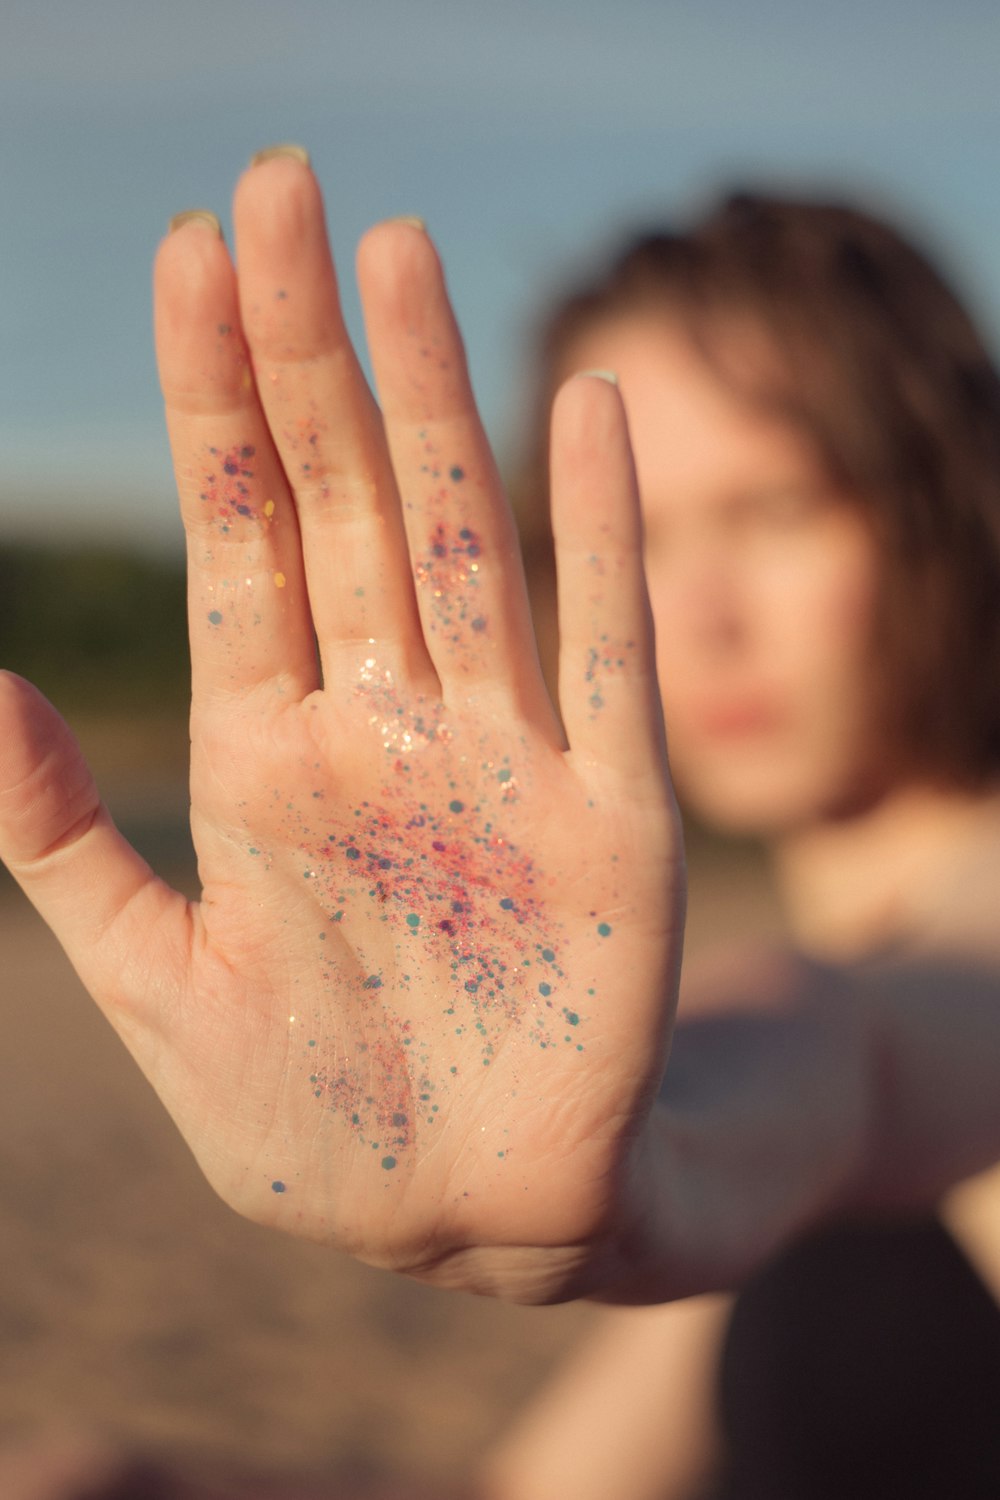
[1,153,1000,1488]
[485,193,1000,1498]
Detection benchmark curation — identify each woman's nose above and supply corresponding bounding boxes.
[658,542,749,657]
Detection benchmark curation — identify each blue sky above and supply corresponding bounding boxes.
[3,0,1000,550]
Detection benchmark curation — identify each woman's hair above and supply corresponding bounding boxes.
[517,191,1000,788]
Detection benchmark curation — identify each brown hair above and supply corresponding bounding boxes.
[515,191,1000,788]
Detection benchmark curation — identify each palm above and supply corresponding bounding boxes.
[0,154,682,1296]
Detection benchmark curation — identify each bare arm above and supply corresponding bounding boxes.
[628,955,1000,1300]
[480,1295,730,1500]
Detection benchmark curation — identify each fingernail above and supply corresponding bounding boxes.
[168,209,223,237]
[250,144,311,168]
[390,215,426,231]
[579,368,619,385]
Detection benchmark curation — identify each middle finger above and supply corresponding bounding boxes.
[232,150,434,688]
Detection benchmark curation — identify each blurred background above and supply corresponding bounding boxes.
[2,0,1000,1493]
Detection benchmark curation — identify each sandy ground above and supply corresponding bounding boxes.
[0,718,781,1493]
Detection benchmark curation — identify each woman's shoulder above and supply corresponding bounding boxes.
[900,786,1000,967]
[678,943,814,1020]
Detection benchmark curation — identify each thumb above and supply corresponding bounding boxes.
[0,671,188,1031]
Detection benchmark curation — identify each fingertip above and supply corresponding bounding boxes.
[157,209,227,285]
[361,214,429,243]
[0,666,33,698]
[0,669,57,749]
[154,217,240,388]
[551,368,629,462]
[0,674,180,1024]
[0,673,96,866]
[561,367,623,402]
[167,209,224,239]
[233,147,323,243]
[356,216,437,293]
[577,367,619,386]
[0,669,75,770]
[249,143,311,169]
[155,208,230,295]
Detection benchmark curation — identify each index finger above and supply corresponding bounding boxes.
[154,213,319,707]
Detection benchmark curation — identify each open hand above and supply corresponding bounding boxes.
[0,151,683,1302]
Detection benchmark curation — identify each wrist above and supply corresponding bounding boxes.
[394,1111,680,1307]
[582,1103,693,1306]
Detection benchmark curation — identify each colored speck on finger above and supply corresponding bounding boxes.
[274,571,286,588]
[597,922,612,937]
[381,1156,397,1171]
[271,1181,286,1194]
[449,800,464,814]
[450,465,465,482]
[208,610,223,626]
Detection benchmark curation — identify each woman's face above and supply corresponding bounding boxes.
[563,313,888,836]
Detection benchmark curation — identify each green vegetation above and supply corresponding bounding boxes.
[0,543,188,713]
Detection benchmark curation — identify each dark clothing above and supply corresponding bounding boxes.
[713,1219,1000,1499]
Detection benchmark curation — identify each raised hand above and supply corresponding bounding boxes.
[0,151,683,1302]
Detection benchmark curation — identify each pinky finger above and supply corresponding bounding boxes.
[550,373,668,782]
